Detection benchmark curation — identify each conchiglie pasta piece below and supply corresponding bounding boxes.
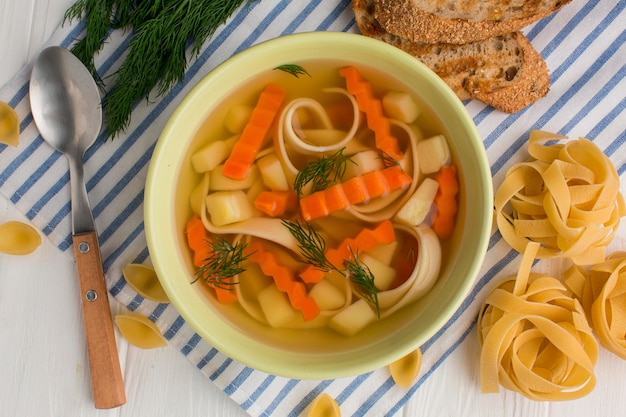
[115,313,167,349]
[0,221,42,255]
[307,393,341,417]
[122,263,169,303]
[389,348,422,388]
[0,101,20,147]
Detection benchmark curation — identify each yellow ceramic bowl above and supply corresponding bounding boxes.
[145,32,492,379]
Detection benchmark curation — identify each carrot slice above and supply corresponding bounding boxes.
[432,165,459,239]
[185,215,214,267]
[341,176,369,205]
[209,280,238,303]
[299,166,412,221]
[322,184,349,213]
[381,165,413,190]
[185,216,237,303]
[254,190,297,217]
[361,170,390,199]
[247,241,320,321]
[339,66,402,160]
[299,220,396,283]
[222,83,286,180]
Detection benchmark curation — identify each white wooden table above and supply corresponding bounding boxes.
[1,1,625,416]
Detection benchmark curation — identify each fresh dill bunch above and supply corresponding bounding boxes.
[64,0,124,86]
[193,237,252,290]
[281,219,337,273]
[345,247,380,318]
[294,147,354,198]
[64,0,258,139]
[274,64,311,78]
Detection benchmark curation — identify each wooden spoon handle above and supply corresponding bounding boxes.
[72,231,126,409]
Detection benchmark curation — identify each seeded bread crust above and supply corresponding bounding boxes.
[395,0,569,21]
[352,0,551,112]
[374,0,571,44]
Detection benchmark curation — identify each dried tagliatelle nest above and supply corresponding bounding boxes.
[495,130,625,265]
[564,251,626,360]
[477,241,599,400]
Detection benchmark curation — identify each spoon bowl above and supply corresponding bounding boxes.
[29,47,101,158]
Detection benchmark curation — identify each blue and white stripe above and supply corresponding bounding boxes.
[1,1,624,416]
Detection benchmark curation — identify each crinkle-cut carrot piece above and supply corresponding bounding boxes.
[254,190,297,217]
[186,215,236,303]
[299,166,412,221]
[361,169,391,199]
[299,220,396,283]
[247,241,320,321]
[298,267,327,284]
[186,215,214,267]
[209,280,238,303]
[299,191,330,222]
[341,176,369,205]
[370,218,396,243]
[381,165,413,190]
[339,66,402,160]
[322,184,349,213]
[432,165,459,239]
[222,83,286,180]
[186,215,207,251]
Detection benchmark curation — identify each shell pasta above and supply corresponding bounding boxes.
[185,63,459,336]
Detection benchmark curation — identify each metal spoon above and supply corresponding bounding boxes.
[29,46,126,409]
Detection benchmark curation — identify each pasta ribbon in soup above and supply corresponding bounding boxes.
[186,64,458,337]
[495,130,625,265]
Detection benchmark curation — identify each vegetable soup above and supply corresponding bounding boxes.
[180,60,461,345]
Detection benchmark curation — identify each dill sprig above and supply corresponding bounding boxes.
[294,147,353,198]
[345,248,380,318]
[274,64,311,78]
[64,0,257,139]
[379,150,401,167]
[281,219,381,317]
[281,219,337,273]
[193,237,252,290]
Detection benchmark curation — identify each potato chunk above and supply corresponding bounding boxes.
[309,279,346,311]
[258,284,298,327]
[257,152,290,191]
[417,135,450,174]
[205,190,253,226]
[382,91,420,123]
[329,299,376,336]
[395,177,439,226]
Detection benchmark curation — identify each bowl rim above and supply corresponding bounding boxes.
[145,31,493,379]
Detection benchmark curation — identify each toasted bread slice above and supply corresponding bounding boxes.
[374,0,571,44]
[352,0,550,112]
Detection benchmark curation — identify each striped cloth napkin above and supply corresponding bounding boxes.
[1,1,624,416]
